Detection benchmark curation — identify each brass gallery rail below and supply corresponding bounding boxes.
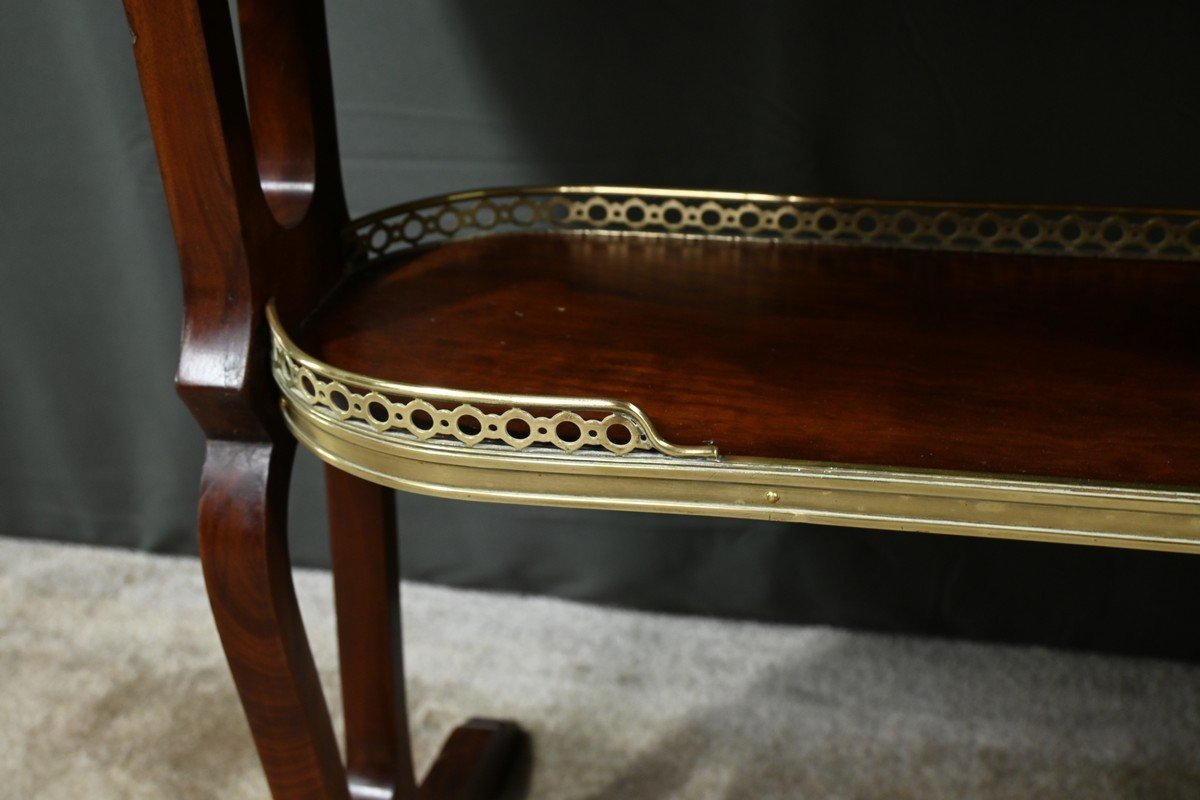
[271,187,1200,555]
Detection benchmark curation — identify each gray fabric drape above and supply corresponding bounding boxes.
[4,0,1200,656]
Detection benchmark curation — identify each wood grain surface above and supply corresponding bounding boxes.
[303,233,1200,488]
[124,1,522,797]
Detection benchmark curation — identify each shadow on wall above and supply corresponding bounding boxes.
[386,485,1200,661]
[440,0,1200,205]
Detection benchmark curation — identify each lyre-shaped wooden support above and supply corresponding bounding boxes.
[123,2,522,797]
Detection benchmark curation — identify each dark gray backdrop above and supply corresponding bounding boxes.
[4,1,1200,657]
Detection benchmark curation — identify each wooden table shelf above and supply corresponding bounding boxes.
[269,186,1200,554]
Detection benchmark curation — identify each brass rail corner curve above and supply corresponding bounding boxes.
[267,301,717,460]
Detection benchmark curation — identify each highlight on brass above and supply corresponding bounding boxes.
[267,302,717,460]
[346,185,1200,268]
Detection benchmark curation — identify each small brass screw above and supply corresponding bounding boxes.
[765,490,780,504]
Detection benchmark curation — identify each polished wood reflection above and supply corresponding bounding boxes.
[304,233,1200,488]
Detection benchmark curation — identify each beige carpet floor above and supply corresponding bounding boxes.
[3,536,1200,799]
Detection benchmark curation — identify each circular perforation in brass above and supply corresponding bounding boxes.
[272,349,655,456]
[347,187,1200,269]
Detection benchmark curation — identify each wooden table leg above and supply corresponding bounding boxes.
[199,440,349,800]
[326,467,523,800]
[419,719,524,800]
[328,467,419,800]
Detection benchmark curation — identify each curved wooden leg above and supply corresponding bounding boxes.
[200,440,348,800]
[325,467,522,800]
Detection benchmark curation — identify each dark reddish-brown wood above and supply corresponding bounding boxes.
[303,233,1200,488]
[420,720,524,800]
[124,2,521,798]
[326,467,419,800]
[200,440,349,800]
[124,0,346,442]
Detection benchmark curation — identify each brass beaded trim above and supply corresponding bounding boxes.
[346,186,1200,267]
[267,303,717,459]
